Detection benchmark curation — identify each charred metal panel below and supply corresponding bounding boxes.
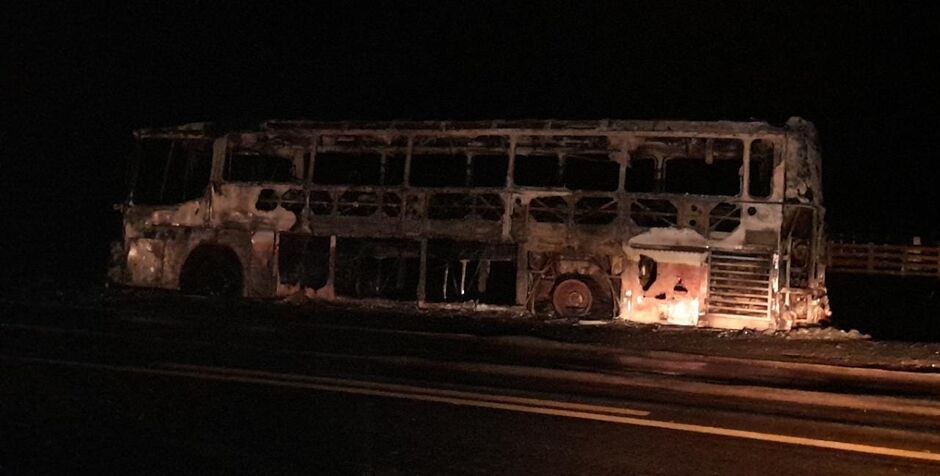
[784,118,823,204]
[126,238,165,286]
[248,231,277,297]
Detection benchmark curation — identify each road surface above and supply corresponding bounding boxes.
[2,297,939,475]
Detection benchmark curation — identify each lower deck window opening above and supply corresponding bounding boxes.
[278,235,330,289]
[334,238,420,300]
[425,240,517,305]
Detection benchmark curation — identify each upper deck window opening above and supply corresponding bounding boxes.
[224,150,299,183]
[625,157,657,193]
[314,152,383,185]
[384,154,406,185]
[514,154,560,187]
[133,138,212,205]
[663,139,743,196]
[748,139,775,198]
[409,135,509,188]
[470,154,509,187]
[664,159,741,195]
[410,152,468,187]
[563,154,620,191]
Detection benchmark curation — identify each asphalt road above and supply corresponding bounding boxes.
[2,297,940,475]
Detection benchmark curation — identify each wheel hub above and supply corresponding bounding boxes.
[552,279,593,317]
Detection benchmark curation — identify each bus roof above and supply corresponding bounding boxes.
[136,117,809,138]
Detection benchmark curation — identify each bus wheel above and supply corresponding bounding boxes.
[552,278,594,318]
[179,245,244,298]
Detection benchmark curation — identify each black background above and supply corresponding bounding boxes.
[4,3,939,304]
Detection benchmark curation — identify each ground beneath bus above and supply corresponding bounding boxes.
[2,276,939,373]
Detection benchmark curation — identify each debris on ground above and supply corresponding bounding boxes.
[715,326,870,341]
[782,327,870,340]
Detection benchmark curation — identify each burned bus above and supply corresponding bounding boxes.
[110,117,829,330]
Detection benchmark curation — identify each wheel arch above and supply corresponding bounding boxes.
[178,242,246,297]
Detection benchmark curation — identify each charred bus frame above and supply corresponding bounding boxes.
[111,117,829,330]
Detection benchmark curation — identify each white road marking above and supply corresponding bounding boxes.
[161,362,650,417]
[4,355,940,463]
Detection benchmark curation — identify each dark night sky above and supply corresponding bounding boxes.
[4,2,940,284]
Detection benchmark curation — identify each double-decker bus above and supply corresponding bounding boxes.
[110,117,829,330]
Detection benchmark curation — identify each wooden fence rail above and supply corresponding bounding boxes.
[827,241,940,277]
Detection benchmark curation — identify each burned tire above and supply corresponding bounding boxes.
[551,275,613,319]
[552,277,594,317]
[179,245,244,298]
